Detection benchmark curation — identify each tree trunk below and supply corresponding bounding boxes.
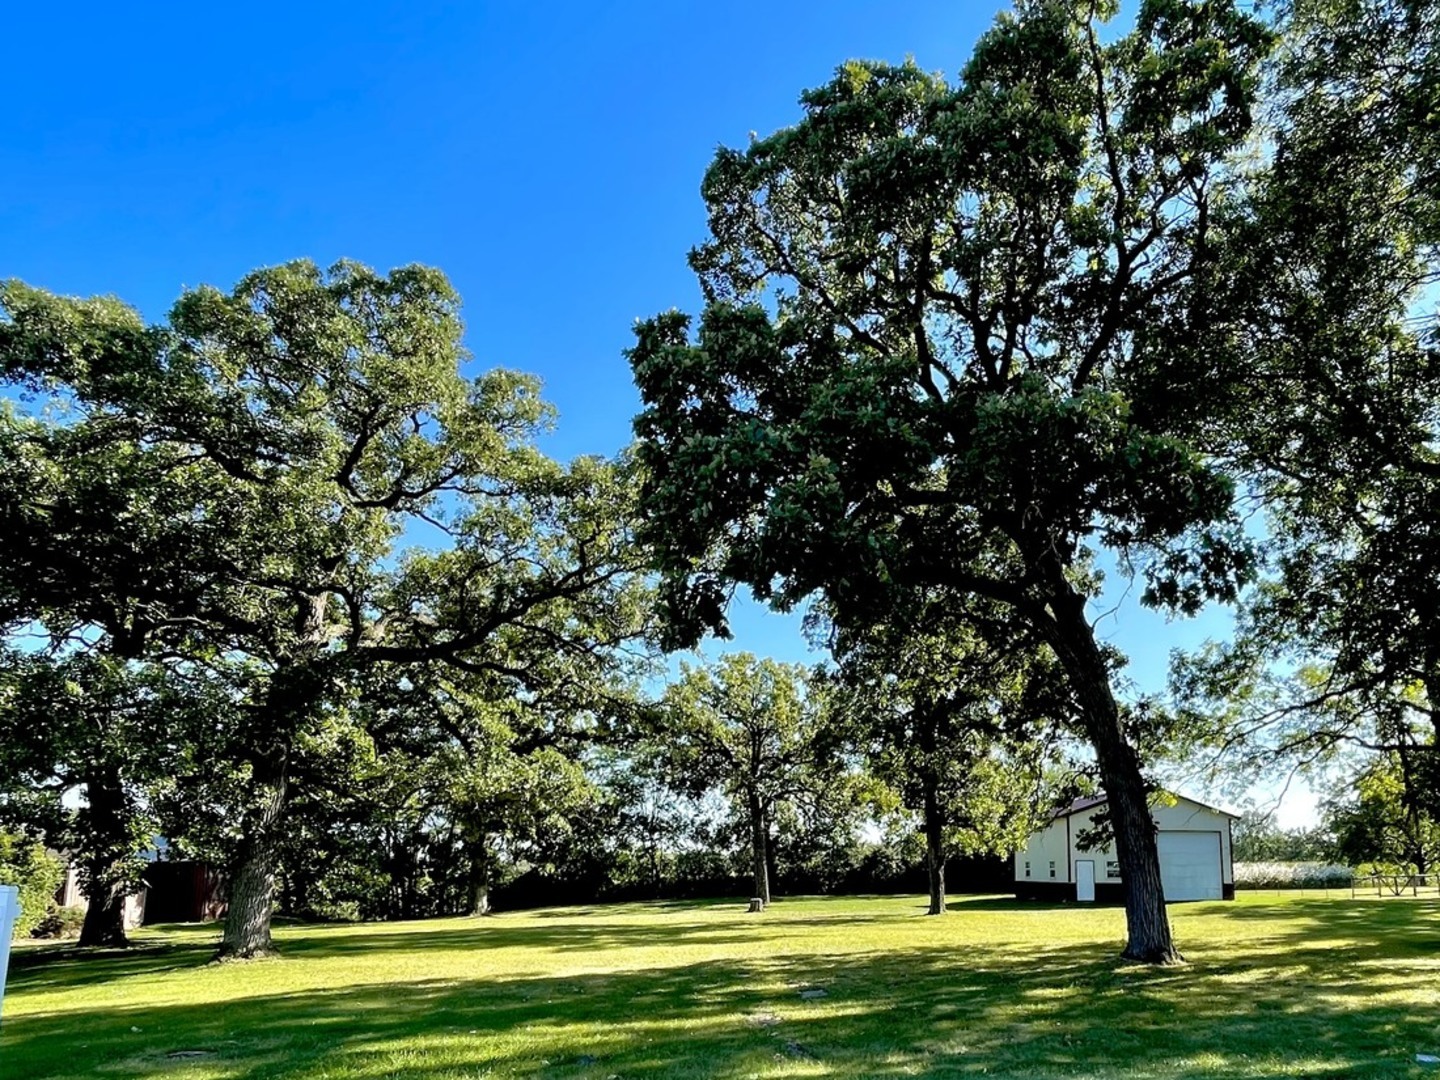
[923,779,947,916]
[284,859,314,922]
[217,739,288,960]
[649,798,668,896]
[77,768,132,948]
[78,871,129,948]
[217,608,331,959]
[748,789,770,904]
[468,835,491,916]
[1395,740,1428,873]
[1043,581,1181,965]
[764,810,779,899]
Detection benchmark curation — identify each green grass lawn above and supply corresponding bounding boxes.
[2,892,1438,1079]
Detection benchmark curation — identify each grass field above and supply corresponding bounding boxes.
[3,892,1438,1079]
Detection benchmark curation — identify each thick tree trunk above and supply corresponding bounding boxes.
[218,608,331,959]
[77,769,132,948]
[923,780,947,916]
[217,740,288,960]
[222,837,280,959]
[468,835,491,916]
[78,871,130,947]
[748,789,770,905]
[1044,582,1181,965]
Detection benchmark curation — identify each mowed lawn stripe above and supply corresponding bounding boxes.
[2,893,1437,1079]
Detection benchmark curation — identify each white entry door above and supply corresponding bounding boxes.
[1076,859,1096,902]
[1157,832,1223,901]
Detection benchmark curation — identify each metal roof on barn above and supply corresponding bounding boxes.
[1048,792,1240,822]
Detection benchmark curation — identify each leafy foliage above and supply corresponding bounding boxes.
[0,830,64,939]
[654,654,833,903]
[1166,0,1440,848]
[629,0,1272,961]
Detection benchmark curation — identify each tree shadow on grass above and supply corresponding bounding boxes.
[526,897,744,917]
[8,937,219,992]
[269,908,959,961]
[5,902,1437,1080]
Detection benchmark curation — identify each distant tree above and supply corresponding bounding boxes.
[656,655,827,905]
[448,744,592,916]
[0,829,65,940]
[819,592,1068,914]
[1324,757,1440,874]
[585,751,693,898]
[0,652,193,946]
[355,638,648,919]
[629,1,1270,961]
[0,334,252,946]
[1228,812,1336,864]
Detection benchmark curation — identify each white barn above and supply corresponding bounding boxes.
[1014,793,1237,903]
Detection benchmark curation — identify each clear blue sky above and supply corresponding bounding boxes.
[3,1,1296,814]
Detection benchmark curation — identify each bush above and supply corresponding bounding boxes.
[1234,861,1353,889]
[0,830,65,938]
[30,905,86,940]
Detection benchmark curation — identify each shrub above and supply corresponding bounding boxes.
[1234,861,1353,889]
[0,830,65,938]
[30,905,86,939]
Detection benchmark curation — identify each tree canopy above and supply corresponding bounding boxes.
[0,261,654,956]
[630,0,1271,962]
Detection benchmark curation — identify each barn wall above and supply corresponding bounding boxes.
[142,861,226,924]
[1015,818,1071,885]
[1068,805,1120,888]
[1066,798,1232,884]
[53,865,147,927]
[55,865,84,909]
[1014,795,1236,899]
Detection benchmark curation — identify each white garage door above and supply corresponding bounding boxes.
[1158,832,1223,901]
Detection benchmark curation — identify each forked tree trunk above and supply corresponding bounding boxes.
[923,781,947,916]
[217,741,288,960]
[77,769,132,948]
[1045,582,1181,965]
[748,789,770,905]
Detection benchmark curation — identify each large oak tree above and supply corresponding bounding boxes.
[629,0,1270,961]
[1,261,652,957]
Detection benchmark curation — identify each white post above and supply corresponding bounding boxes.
[0,884,20,1028]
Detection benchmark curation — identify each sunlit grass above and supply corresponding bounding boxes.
[3,892,1437,1078]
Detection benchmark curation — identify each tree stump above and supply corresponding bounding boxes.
[747,897,766,913]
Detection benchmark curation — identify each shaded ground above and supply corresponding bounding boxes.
[2,893,1437,1078]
